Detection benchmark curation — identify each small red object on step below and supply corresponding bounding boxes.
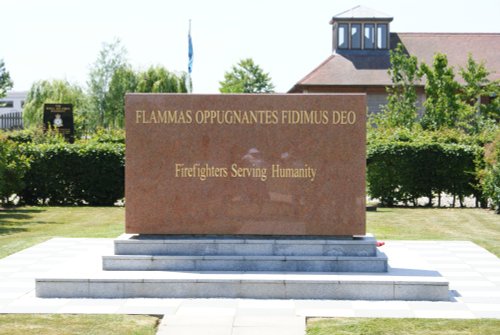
[376,241,385,247]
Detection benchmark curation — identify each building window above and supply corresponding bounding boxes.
[0,101,14,108]
[351,24,361,49]
[338,23,349,49]
[364,24,375,49]
[21,101,25,108]
[377,24,388,49]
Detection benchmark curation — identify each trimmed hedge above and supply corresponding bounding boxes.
[0,136,29,204]
[18,142,124,206]
[367,136,482,207]
[2,127,497,210]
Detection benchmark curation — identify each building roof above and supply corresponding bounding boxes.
[4,91,28,99]
[0,91,28,100]
[289,33,500,92]
[330,5,393,23]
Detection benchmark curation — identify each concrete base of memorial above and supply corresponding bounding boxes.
[35,234,449,301]
[104,234,388,272]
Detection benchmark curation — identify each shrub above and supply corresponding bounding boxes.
[18,142,124,206]
[84,128,125,144]
[4,128,35,144]
[481,130,500,212]
[367,128,482,206]
[0,134,29,205]
[5,127,67,144]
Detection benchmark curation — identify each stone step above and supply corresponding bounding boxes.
[114,234,378,257]
[102,252,388,272]
[35,271,450,301]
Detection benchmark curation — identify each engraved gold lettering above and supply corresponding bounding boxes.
[271,164,316,181]
[135,110,145,123]
[186,110,193,123]
[140,110,355,125]
[230,163,267,181]
[347,111,356,124]
[175,163,230,180]
[331,111,340,124]
[322,111,329,124]
[331,111,357,125]
[175,163,184,177]
[150,111,158,123]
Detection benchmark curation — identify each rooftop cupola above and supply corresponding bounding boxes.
[330,5,393,53]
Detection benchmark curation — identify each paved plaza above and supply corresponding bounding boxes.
[0,238,499,334]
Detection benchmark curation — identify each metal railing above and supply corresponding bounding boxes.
[0,112,23,130]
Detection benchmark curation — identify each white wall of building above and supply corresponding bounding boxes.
[367,92,425,116]
[0,91,27,116]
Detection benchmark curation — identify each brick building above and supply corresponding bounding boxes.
[289,6,500,114]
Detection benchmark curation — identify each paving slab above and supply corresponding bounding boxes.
[0,238,499,335]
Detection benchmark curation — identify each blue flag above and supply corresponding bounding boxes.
[188,26,193,74]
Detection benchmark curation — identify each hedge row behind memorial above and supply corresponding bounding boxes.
[367,139,482,207]
[18,142,124,205]
[2,127,496,209]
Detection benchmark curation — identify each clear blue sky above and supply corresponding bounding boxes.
[2,0,500,93]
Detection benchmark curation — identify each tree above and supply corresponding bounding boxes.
[105,65,187,129]
[105,66,138,128]
[420,53,462,130]
[87,38,127,129]
[219,58,274,93]
[22,79,89,136]
[378,43,422,128]
[0,59,13,98]
[136,66,188,93]
[459,54,500,125]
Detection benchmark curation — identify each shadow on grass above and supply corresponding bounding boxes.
[376,206,488,210]
[0,222,62,236]
[0,226,29,235]
[0,213,32,220]
[0,208,45,222]
[0,208,46,221]
[368,208,394,213]
[370,207,492,215]
[0,208,52,236]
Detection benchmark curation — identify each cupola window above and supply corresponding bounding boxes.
[331,6,393,52]
[377,24,388,49]
[338,23,349,49]
[364,24,375,49]
[351,24,361,49]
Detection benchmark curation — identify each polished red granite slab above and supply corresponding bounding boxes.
[125,94,366,236]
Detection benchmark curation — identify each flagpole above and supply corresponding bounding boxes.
[187,19,193,93]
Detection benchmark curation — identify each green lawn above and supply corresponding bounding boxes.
[0,314,159,335]
[368,208,500,257]
[307,318,500,335]
[0,206,124,259]
[1,206,499,259]
[0,206,499,334]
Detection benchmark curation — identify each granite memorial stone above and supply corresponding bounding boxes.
[125,94,366,236]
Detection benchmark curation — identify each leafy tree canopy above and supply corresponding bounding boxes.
[420,53,462,130]
[459,54,500,125]
[105,66,137,129]
[0,59,13,98]
[219,58,274,93]
[104,65,187,129]
[22,79,88,135]
[87,38,128,129]
[136,66,187,93]
[376,43,422,129]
